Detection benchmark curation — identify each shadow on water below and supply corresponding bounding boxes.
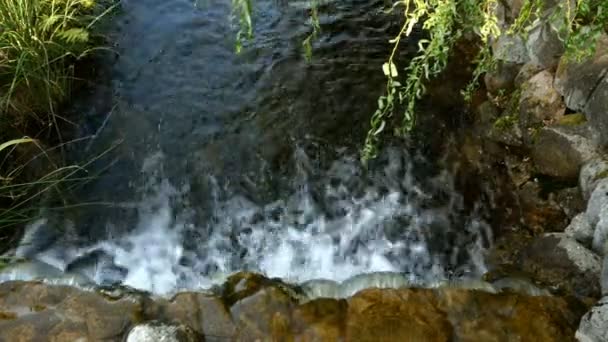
[6,0,496,294]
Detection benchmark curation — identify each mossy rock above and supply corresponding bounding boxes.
[558,113,587,126]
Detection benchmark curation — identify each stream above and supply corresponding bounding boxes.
[4,0,492,295]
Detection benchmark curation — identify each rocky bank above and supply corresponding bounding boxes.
[0,272,589,341]
[466,0,608,339]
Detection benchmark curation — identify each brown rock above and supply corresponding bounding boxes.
[519,70,565,138]
[346,288,452,341]
[290,298,347,341]
[165,292,236,341]
[230,286,295,341]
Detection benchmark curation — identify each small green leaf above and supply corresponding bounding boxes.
[382,62,398,77]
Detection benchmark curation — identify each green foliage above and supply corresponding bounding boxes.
[363,0,607,160]
[302,0,321,62]
[232,0,253,53]
[230,0,606,161]
[363,0,500,160]
[0,0,112,123]
[0,0,115,242]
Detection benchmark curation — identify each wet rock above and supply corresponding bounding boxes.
[531,124,598,179]
[290,298,347,341]
[564,213,594,247]
[346,288,452,341]
[230,286,295,340]
[519,70,565,136]
[517,180,568,234]
[66,249,128,286]
[126,322,199,342]
[580,158,608,201]
[554,35,608,145]
[0,281,145,341]
[518,233,602,298]
[575,296,608,342]
[586,178,608,227]
[165,292,236,340]
[0,279,588,341]
[0,259,91,286]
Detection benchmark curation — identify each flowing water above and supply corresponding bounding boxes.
[4,0,493,295]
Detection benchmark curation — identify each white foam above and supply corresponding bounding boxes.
[14,148,490,296]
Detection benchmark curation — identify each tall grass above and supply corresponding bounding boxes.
[0,0,111,129]
[0,0,117,251]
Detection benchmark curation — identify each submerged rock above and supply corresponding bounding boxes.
[575,296,608,342]
[0,260,92,286]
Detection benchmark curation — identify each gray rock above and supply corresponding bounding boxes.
[581,158,608,201]
[552,186,585,220]
[514,62,544,87]
[602,256,608,296]
[519,233,602,297]
[587,178,608,227]
[525,20,565,69]
[492,34,529,64]
[565,213,594,247]
[554,35,608,146]
[519,70,565,131]
[576,297,608,342]
[531,124,598,179]
[126,322,199,342]
[593,205,608,255]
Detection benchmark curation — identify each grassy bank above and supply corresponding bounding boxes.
[0,0,114,250]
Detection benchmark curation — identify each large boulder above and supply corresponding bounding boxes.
[531,123,598,179]
[519,70,565,134]
[525,20,565,69]
[518,233,602,298]
[575,297,608,342]
[554,34,608,145]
